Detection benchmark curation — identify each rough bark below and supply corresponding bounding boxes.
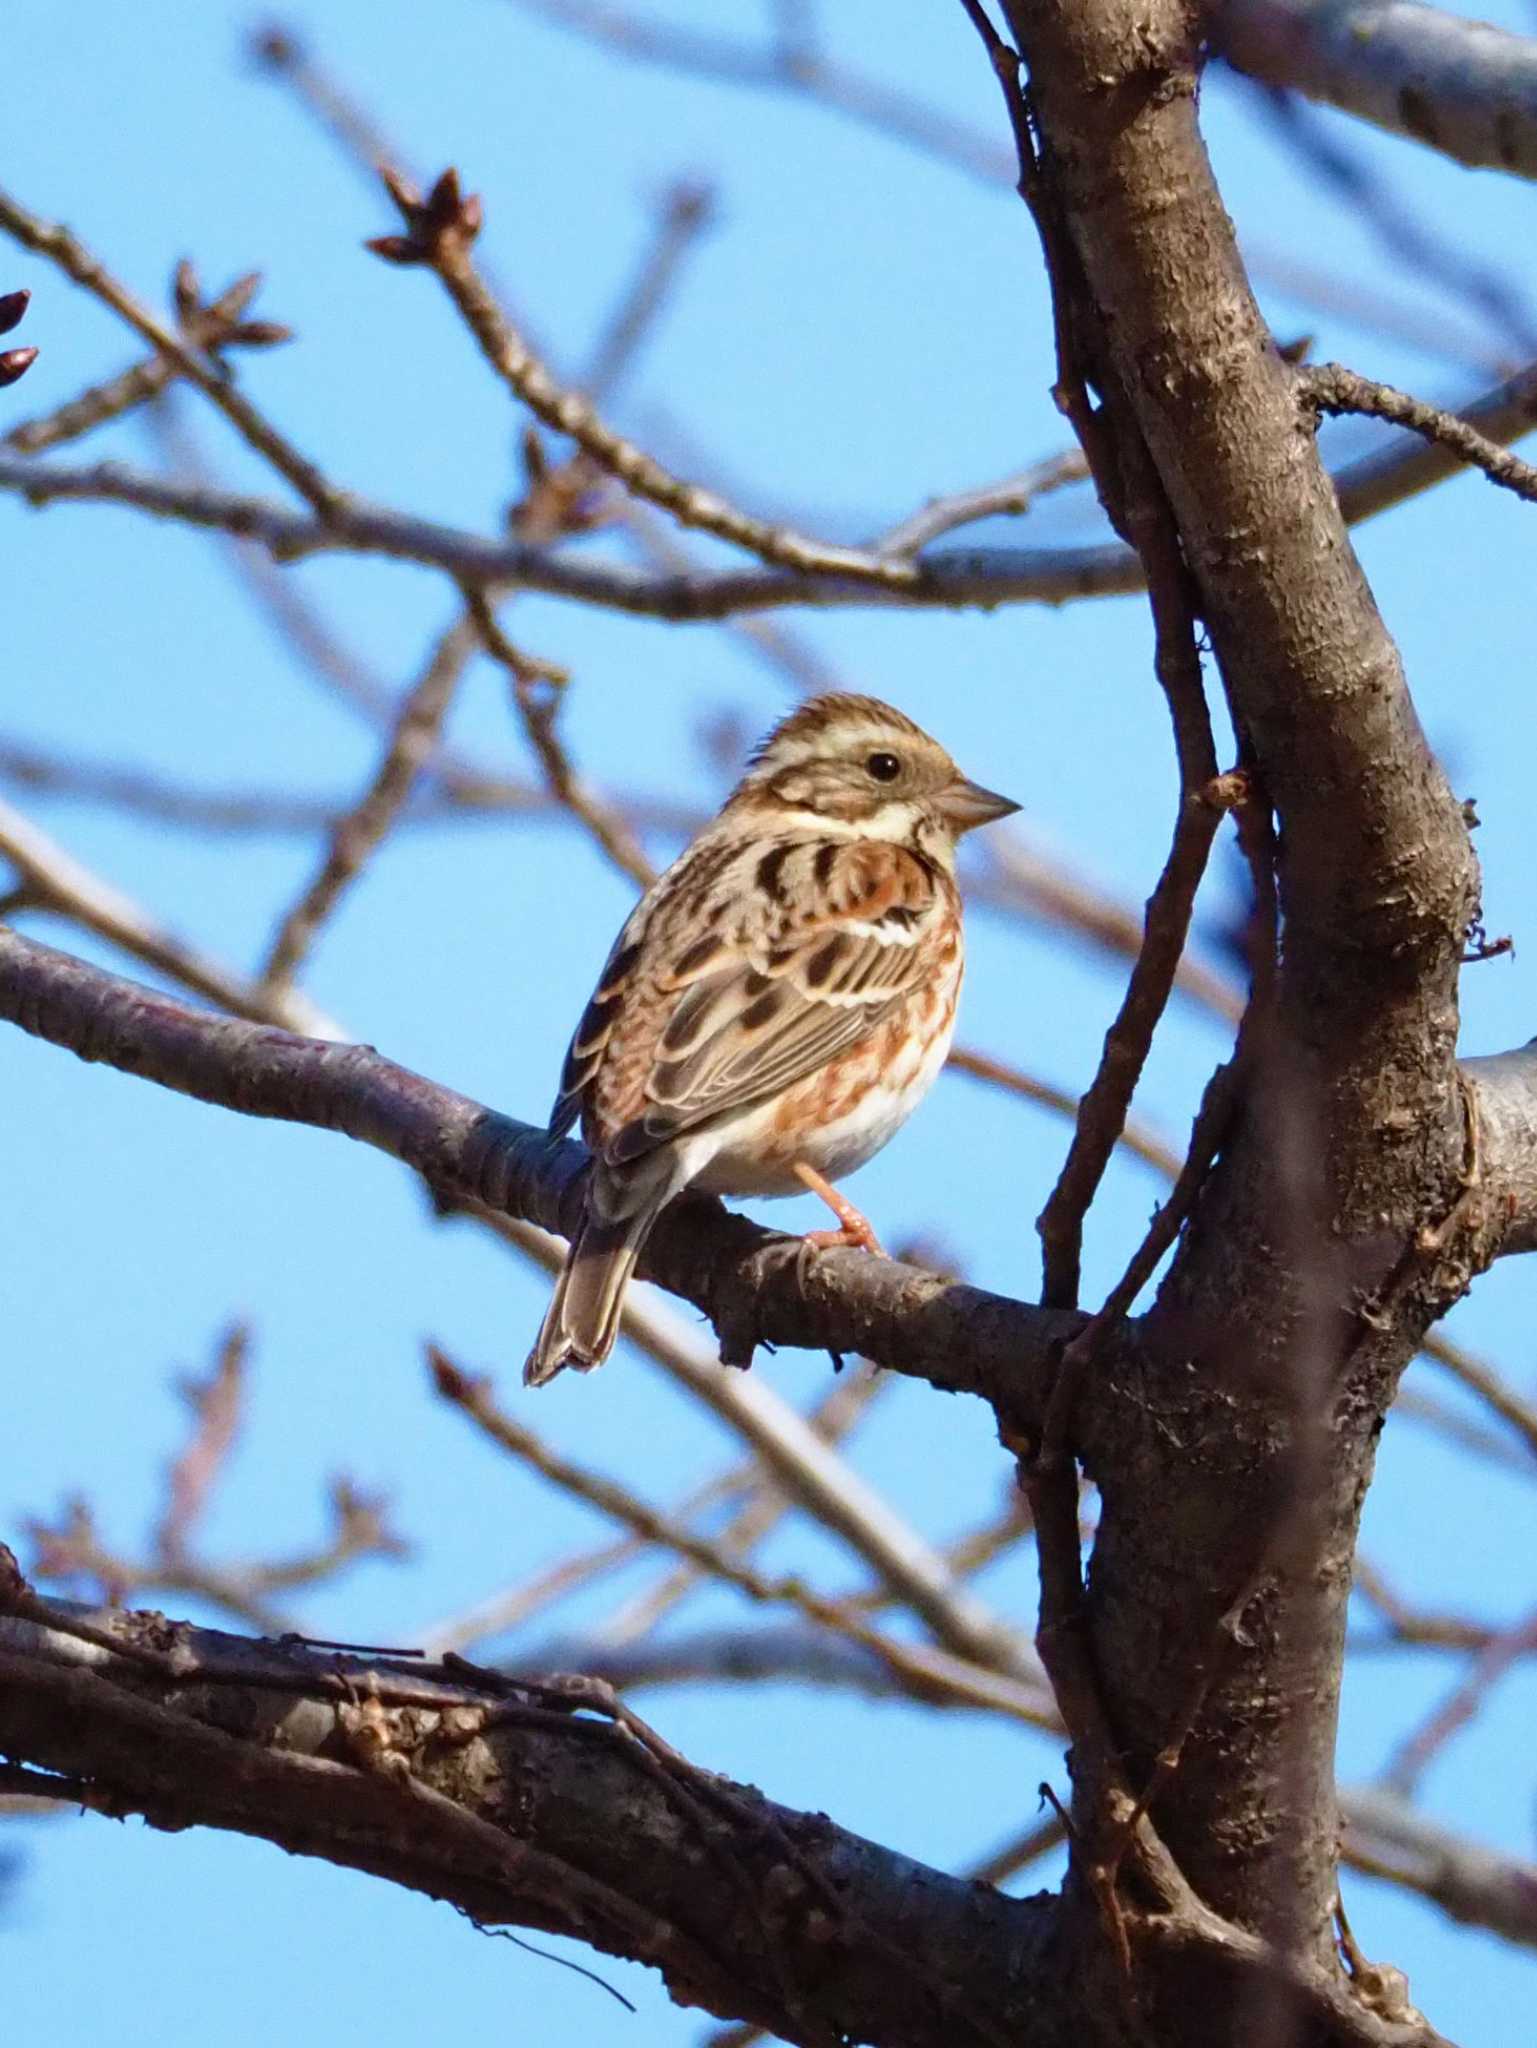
[1002,0,1480,2019]
[0,1590,1456,2048]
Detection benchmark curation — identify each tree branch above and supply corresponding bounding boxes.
[0,1583,1053,2048]
[0,188,342,515]
[1305,362,1537,506]
[0,1575,1465,2048]
[1463,1043,1537,1257]
[512,1621,1537,1957]
[2,266,291,457]
[368,166,923,589]
[257,615,479,992]
[1216,0,1537,181]
[4,352,1536,615]
[431,1345,1053,1725]
[0,796,339,1038]
[0,923,1078,1407]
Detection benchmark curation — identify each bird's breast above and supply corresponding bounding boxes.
[694,956,961,1198]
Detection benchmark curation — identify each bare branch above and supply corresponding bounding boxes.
[460,587,656,889]
[873,450,1089,557]
[600,1364,888,1645]
[155,1322,249,1562]
[27,1477,403,1638]
[467,1214,1035,1671]
[512,1617,1537,1957]
[5,351,1537,614]
[1247,83,1537,357]
[0,735,545,833]
[1035,743,1228,1306]
[947,1043,1185,1179]
[1384,1607,1537,1795]
[368,166,921,588]
[582,177,715,402]
[1305,362,1537,506]
[0,1578,1053,2048]
[258,615,479,992]
[0,796,338,1037]
[1343,1787,1537,1950]
[251,24,401,179]
[0,447,1144,609]
[0,187,342,514]
[1216,0,1537,181]
[430,1345,1056,1727]
[3,268,291,457]
[0,924,1082,1404]
[1419,1323,1537,1457]
[504,0,1015,184]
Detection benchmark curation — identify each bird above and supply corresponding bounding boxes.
[525,692,1018,1386]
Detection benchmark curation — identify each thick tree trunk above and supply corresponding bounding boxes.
[1000,0,1481,2024]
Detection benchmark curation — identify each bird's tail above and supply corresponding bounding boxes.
[524,1205,657,1387]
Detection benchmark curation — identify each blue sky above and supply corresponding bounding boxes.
[3,5,1536,2043]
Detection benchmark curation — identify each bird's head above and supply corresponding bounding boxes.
[727,693,1018,851]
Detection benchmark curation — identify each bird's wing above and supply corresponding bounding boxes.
[547,911,649,1138]
[603,836,946,1164]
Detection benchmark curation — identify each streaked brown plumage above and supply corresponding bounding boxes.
[526,693,1017,1385]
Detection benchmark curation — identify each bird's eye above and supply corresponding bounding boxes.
[865,751,902,783]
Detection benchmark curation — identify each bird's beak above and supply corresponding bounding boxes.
[938,775,1020,834]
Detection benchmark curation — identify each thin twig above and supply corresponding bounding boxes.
[1034,649,1223,1310]
[257,615,479,992]
[514,0,1537,378]
[416,1450,768,1657]
[948,1043,1184,1179]
[1251,83,1537,357]
[477,1210,1036,1669]
[156,1322,249,1562]
[459,586,656,889]
[583,178,715,403]
[1351,1558,1495,1655]
[6,347,1537,614]
[0,794,339,1037]
[28,1476,404,1638]
[251,25,401,178]
[1417,1327,1537,1462]
[1384,1606,1537,1795]
[368,166,922,587]
[417,1535,649,1659]
[1391,1379,1537,1475]
[874,450,1089,557]
[0,738,481,835]
[0,186,343,515]
[429,1344,1058,1728]
[3,267,291,456]
[0,447,1146,607]
[599,1362,887,1646]
[506,0,1015,185]
[1304,361,1537,507]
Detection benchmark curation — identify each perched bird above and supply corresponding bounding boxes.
[525,693,1018,1386]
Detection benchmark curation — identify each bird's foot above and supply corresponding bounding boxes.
[792,1161,887,1267]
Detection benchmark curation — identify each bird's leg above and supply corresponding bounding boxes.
[792,1163,886,1257]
